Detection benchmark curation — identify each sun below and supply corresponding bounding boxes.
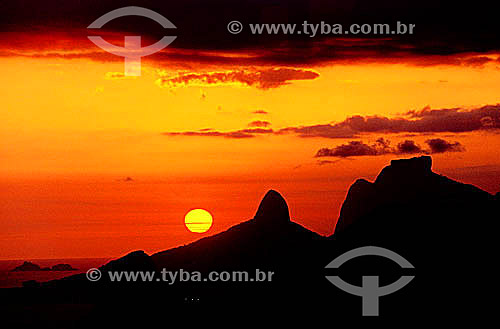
[184,209,213,233]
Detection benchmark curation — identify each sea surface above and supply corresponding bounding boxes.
[0,258,110,288]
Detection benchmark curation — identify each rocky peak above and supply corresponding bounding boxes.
[336,156,434,234]
[375,156,432,185]
[390,155,432,172]
[253,190,290,226]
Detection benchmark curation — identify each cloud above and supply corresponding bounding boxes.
[238,128,274,134]
[397,140,424,154]
[315,138,393,158]
[116,176,134,182]
[3,33,499,68]
[278,104,500,138]
[163,131,253,139]
[162,128,273,139]
[252,110,268,115]
[426,138,465,153]
[278,124,356,139]
[248,120,271,128]
[1,1,500,68]
[315,138,464,158]
[156,68,319,90]
[317,160,340,166]
[162,104,500,140]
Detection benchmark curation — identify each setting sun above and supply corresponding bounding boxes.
[184,209,213,233]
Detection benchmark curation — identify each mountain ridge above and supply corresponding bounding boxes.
[335,155,493,233]
[45,155,495,280]
[34,156,497,319]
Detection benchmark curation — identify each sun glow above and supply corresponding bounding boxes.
[184,209,213,233]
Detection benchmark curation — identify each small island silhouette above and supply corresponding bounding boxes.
[11,261,77,272]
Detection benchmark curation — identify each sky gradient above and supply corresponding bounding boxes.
[1,0,500,259]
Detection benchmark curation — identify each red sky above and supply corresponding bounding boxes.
[1,1,500,259]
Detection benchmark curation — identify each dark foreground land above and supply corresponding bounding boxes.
[1,156,498,325]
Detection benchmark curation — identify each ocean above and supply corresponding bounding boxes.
[0,258,110,288]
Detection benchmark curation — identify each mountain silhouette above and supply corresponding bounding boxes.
[3,156,498,324]
[253,189,290,224]
[336,156,491,233]
[151,189,323,273]
[330,156,496,318]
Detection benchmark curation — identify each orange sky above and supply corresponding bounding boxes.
[1,35,500,259]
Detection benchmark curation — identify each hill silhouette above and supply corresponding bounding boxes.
[336,156,491,233]
[330,156,496,318]
[2,156,497,324]
[151,189,324,272]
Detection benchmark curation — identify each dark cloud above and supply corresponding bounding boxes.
[278,124,356,139]
[156,68,319,90]
[163,131,253,139]
[3,34,498,68]
[1,1,499,67]
[238,128,273,134]
[116,176,134,182]
[461,56,493,67]
[248,120,271,128]
[315,138,464,158]
[162,104,500,140]
[252,110,268,115]
[316,160,340,166]
[426,138,465,153]
[315,138,393,158]
[162,128,273,139]
[397,140,424,154]
[278,104,500,138]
